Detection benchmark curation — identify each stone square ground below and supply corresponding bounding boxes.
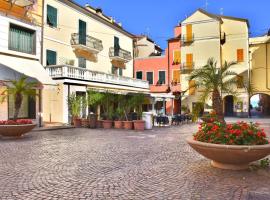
[0,123,270,200]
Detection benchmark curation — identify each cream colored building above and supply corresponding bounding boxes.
[42,0,149,123]
[180,9,250,117]
[134,35,163,58]
[0,0,54,123]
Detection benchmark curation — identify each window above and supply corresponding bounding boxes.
[46,50,57,65]
[114,36,120,56]
[186,54,193,68]
[112,65,118,75]
[189,80,196,95]
[78,57,86,68]
[136,71,143,79]
[173,50,181,64]
[79,20,86,45]
[146,72,153,85]
[237,76,244,88]
[158,71,166,84]
[173,70,180,83]
[237,49,244,62]
[186,24,193,42]
[119,68,123,76]
[47,5,57,27]
[9,24,35,54]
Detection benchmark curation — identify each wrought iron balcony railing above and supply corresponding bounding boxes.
[181,34,195,44]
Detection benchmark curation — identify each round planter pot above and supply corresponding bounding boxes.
[103,120,113,129]
[0,124,36,137]
[81,118,89,128]
[89,114,97,129]
[133,120,145,131]
[96,120,103,128]
[73,118,81,128]
[186,136,270,170]
[114,121,123,129]
[123,121,133,130]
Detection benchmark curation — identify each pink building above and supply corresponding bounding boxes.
[134,26,182,115]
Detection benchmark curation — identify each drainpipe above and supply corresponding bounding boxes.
[40,0,44,64]
[266,42,270,90]
[167,41,170,115]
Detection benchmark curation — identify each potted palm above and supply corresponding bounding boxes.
[131,94,145,131]
[122,95,133,130]
[114,107,125,129]
[101,92,114,129]
[80,96,89,128]
[87,90,104,129]
[68,93,82,128]
[0,76,39,137]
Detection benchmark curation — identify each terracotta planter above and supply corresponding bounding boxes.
[0,124,36,137]
[186,136,270,170]
[103,120,113,129]
[123,121,133,130]
[73,118,81,128]
[133,120,145,131]
[114,121,123,129]
[96,120,103,128]
[89,114,97,129]
[81,118,89,128]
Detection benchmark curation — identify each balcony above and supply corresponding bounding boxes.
[109,47,132,63]
[70,33,103,54]
[45,65,149,89]
[181,34,194,45]
[180,62,194,74]
[170,81,181,93]
[7,0,36,7]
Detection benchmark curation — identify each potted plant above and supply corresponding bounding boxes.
[131,94,145,131]
[80,96,89,128]
[114,107,124,129]
[187,120,270,170]
[122,95,133,130]
[101,92,114,129]
[0,76,39,137]
[68,93,82,128]
[87,90,104,129]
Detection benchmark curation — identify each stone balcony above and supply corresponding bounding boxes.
[109,47,132,63]
[45,65,149,89]
[7,0,36,7]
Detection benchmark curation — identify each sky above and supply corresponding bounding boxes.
[76,0,270,49]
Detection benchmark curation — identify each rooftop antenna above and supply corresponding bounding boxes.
[146,27,150,37]
[220,8,224,15]
[205,0,209,10]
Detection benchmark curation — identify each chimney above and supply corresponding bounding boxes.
[268,29,270,36]
[174,25,182,37]
[96,7,103,15]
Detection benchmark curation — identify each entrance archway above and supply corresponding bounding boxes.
[250,94,270,118]
[224,95,234,117]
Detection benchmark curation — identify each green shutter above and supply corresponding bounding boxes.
[147,72,153,85]
[159,71,166,84]
[119,68,123,76]
[9,24,34,54]
[79,20,86,45]
[136,71,142,79]
[114,36,120,56]
[46,50,57,65]
[47,5,57,27]
[78,57,86,68]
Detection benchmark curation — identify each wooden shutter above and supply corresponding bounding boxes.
[189,80,195,95]
[186,24,193,42]
[186,54,193,68]
[174,50,181,63]
[147,72,153,85]
[46,50,57,65]
[79,20,87,45]
[47,5,57,27]
[114,36,120,56]
[119,68,123,76]
[237,49,244,62]
[173,70,180,83]
[237,76,244,88]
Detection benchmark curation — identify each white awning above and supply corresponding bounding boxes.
[0,54,55,85]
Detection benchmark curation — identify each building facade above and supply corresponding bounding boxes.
[134,28,181,116]
[180,9,250,117]
[0,0,54,122]
[42,0,149,123]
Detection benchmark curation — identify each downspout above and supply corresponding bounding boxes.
[167,41,170,116]
[266,42,270,90]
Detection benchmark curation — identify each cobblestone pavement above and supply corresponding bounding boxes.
[0,124,270,200]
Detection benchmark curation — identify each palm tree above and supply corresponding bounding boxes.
[0,76,39,120]
[187,58,239,121]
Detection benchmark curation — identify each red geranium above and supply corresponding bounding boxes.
[0,119,33,125]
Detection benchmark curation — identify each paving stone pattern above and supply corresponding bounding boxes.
[0,124,270,200]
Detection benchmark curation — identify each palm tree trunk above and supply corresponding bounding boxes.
[14,93,23,120]
[212,89,224,122]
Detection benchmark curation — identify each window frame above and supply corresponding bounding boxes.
[46,49,57,66]
[158,70,166,85]
[47,4,58,28]
[146,71,154,85]
[8,23,36,55]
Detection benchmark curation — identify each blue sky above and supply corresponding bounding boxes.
[76,0,270,49]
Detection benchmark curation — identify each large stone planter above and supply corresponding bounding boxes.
[0,124,36,137]
[186,136,270,170]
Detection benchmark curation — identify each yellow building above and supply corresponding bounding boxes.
[249,35,270,116]
[42,0,149,123]
[180,9,250,117]
[0,0,54,123]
